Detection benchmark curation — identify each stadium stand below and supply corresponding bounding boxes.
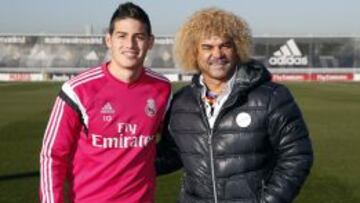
[0,34,359,82]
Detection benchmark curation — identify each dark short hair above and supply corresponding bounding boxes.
[108,2,152,35]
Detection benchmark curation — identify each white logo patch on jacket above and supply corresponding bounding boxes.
[236,112,252,128]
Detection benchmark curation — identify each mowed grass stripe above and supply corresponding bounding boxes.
[0,82,359,202]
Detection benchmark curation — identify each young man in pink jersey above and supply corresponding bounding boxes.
[39,2,171,203]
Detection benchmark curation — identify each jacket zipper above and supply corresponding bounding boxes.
[208,129,218,203]
[194,80,243,203]
[261,179,265,203]
[198,98,218,203]
[208,98,236,203]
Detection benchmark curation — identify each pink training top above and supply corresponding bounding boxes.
[40,63,171,203]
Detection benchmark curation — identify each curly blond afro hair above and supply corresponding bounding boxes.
[174,8,252,72]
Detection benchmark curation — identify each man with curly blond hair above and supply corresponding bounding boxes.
[156,7,313,203]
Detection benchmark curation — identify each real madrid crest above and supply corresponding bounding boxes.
[145,98,157,117]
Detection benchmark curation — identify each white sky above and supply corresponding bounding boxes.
[0,0,359,36]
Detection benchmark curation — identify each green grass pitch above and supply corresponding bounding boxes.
[0,82,360,202]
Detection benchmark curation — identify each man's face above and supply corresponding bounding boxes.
[106,18,154,70]
[197,35,238,82]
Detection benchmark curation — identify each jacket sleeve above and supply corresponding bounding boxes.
[155,105,183,175]
[39,93,82,203]
[263,85,314,203]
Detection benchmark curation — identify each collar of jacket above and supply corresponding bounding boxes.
[190,59,271,113]
[191,59,272,95]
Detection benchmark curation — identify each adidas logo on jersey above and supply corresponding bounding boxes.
[101,102,115,114]
[268,39,308,66]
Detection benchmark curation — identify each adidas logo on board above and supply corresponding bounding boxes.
[268,39,308,66]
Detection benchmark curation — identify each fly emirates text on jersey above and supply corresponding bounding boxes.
[91,122,155,149]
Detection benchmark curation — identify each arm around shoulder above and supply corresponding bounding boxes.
[156,107,183,176]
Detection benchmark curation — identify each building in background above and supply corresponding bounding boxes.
[0,34,359,82]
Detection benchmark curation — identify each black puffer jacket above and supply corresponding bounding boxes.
[157,60,313,203]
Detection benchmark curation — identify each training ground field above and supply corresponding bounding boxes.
[0,82,360,202]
